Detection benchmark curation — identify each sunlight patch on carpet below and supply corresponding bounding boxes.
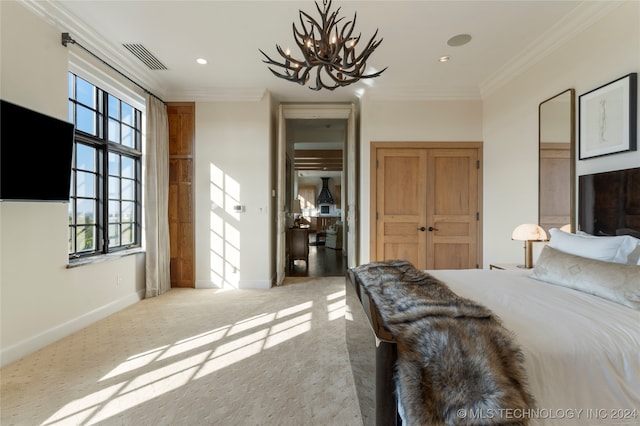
[39,287,342,425]
[275,300,313,319]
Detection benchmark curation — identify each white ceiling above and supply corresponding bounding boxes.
[31,0,621,104]
[287,118,347,146]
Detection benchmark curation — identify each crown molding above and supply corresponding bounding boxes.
[480,1,624,98]
[166,88,267,103]
[364,86,481,102]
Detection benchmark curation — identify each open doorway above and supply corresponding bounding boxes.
[287,118,346,277]
[275,104,357,285]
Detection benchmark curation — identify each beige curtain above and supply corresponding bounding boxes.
[144,94,170,298]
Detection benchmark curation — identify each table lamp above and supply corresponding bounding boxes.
[292,199,302,227]
[512,224,548,268]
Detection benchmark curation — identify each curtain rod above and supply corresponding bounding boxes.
[61,32,166,105]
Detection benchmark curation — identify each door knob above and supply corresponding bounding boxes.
[428,226,439,232]
[418,226,426,231]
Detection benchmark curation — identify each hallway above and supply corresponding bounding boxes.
[286,232,347,277]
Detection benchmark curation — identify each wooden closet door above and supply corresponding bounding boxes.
[372,143,481,270]
[426,148,479,269]
[375,148,428,269]
[168,102,195,288]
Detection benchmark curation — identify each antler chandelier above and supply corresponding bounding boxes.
[259,0,386,91]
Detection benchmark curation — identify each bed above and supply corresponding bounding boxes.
[346,232,640,426]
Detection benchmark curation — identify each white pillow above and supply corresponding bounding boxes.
[575,231,640,264]
[531,246,640,310]
[614,235,640,265]
[548,228,625,262]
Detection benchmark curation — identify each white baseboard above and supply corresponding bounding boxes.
[196,279,272,289]
[0,290,144,367]
[239,279,272,289]
[195,279,221,289]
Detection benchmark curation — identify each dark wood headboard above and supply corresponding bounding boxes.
[579,167,640,237]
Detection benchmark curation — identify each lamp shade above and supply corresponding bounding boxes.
[291,199,302,214]
[512,224,548,241]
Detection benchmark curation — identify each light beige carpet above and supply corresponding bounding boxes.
[1,277,365,426]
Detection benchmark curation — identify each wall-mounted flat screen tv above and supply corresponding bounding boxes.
[0,100,75,202]
[579,167,640,238]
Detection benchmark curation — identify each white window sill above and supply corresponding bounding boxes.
[67,247,144,268]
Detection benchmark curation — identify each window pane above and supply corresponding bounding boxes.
[76,144,96,172]
[68,102,74,124]
[121,223,133,245]
[109,224,120,247]
[135,130,141,150]
[68,227,75,253]
[76,199,96,225]
[68,202,74,224]
[109,176,120,199]
[121,157,134,178]
[77,225,96,252]
[135,111,142,149]
[76,171,96,198]
[76,77,95,108]
[68,73,74,98]
[108,118,120,143]
[122,201,134,221]
[76,105,96,135]
[108,153,120,175]
[121,178,134,200]
[109,201,120,223]
[121,125,134,147]
[69,172,75,197]
[121,103,134,126]
[108,95,119,119]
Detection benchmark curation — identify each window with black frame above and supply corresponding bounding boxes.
[67,72,142,258]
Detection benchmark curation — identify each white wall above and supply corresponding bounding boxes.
[358,99,484,263]
[0,2,145,367]
[483,1,639,267]
[194,99,274,289]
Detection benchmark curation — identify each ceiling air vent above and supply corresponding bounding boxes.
[122,44,167,70]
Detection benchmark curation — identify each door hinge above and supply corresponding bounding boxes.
[376,211,379,220]
[376,159,379,168]
[476,212,480,221]
[476,159,480,169]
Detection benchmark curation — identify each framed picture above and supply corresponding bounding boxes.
[579,73,637,160]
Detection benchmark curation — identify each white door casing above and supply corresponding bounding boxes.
[276,104,356,284]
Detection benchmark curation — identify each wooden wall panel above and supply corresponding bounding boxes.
[169,104,195,156]
[168,102,195,288]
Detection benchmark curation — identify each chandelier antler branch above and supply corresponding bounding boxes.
[259,0,386,91]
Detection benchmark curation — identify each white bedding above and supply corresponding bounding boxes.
[430,269,640,426]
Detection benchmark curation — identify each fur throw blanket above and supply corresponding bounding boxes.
[352,260,535,426]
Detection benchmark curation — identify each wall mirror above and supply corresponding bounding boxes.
[539,88,575,235]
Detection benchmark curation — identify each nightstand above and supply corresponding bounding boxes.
[490,263,525,271]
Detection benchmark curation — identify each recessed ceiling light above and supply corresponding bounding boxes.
[447,34,472,47]
[196,58,208,65]
[439,56,450,63]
